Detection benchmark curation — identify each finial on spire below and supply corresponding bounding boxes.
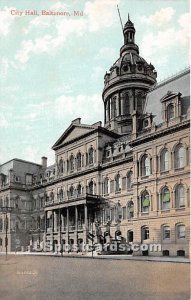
[128,13,130,21]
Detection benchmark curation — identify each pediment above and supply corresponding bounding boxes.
[52,124,94,149]
[160,91,181,103]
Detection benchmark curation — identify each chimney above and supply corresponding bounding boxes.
[72,118,81,125]
[41,157,47,169]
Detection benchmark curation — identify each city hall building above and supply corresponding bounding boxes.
[0,17,190,257]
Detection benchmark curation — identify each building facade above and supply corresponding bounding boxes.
[0,17,190,257]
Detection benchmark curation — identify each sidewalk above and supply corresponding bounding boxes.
[0,251,189,263]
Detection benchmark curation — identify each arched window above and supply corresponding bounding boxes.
[5,197,9,207]
[167,103,174,121]
[76,153,82,170]
[88,181,94,195]
[136,93,142,113]
[123,93,130,115]
[122,206,126,220]
[141,191,150,213]
[142,226,149,240]
[163,250,169,256]
[127,201,134,219]
[163,225,170,239]
[127,171,133,189]
[127,230,133,242]
[103,177,109,195]
[160,149,169,172]
[50,192,54,202]
[0,218,3,232]
[59,158,64,173]
[115,201,122,221]
[141,154,151,176]
[59,188,64,200]
[177,250,185,257]
[88,148,94,165]
[69,186,74,198]
[0,238,2,246]
[175,144,185,169]
[69,155,75,171]
[77,184,82,196]
[111,96,117,118]
[161,187,170,210]
[175,185,185,208]
[115,174,121,193]
[177,224,185,239]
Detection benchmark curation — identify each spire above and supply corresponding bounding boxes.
[120,16,139,55]
[123,16,135,45]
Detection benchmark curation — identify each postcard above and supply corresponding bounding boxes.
[0,1,190,299]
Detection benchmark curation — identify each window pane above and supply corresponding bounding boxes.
[175,146,185,169]
[163,226,170,239]
[176,185,185,207]
[178,225,185,238]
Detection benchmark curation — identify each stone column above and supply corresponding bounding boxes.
[54,211,57,232]
[84,204,88,245]
[61,212,64,231]
[66,208,69,245]
[132,110,137,139]
[118,92,121,116]
[158,193,161,211]
[171,191,174,208]
[171,151,174,170]
[75,206,78,231]
[121,95,124,115]
[52,210,54,251]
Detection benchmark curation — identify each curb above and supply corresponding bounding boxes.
[0,252,189,263]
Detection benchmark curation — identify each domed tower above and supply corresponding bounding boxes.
[102,15,157,134]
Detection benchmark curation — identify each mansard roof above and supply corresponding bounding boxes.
[52,118,119,150]
[145,68,190,124]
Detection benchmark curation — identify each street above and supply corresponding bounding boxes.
[0,255,189,300]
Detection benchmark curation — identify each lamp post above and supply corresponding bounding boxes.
[0,206,13,260]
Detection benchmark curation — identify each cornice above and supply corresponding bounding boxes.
[130,120,190,147]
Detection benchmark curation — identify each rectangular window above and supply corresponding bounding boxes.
[26,174,33,185]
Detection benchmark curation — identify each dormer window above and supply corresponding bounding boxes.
[167,103,174,121]
[160,91,181,122]
[106,150,110,157]
[144,120,149,128]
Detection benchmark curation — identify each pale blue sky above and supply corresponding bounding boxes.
[0,0,189,165]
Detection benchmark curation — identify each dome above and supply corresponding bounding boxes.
[102,16,157,135]
[103,16,157,91]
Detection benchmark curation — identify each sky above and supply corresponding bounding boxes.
[0,0,190,165]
